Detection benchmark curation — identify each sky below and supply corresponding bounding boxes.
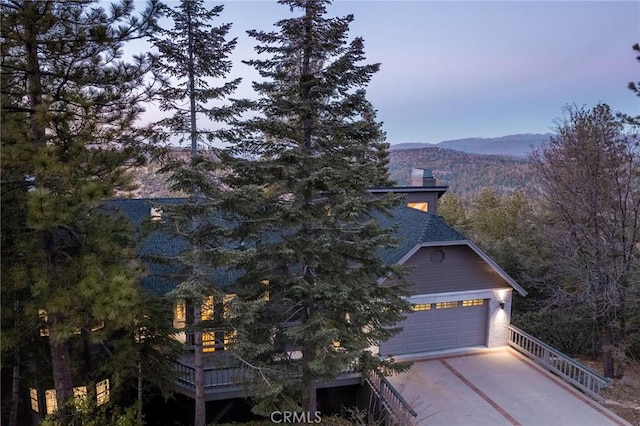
[143,1,640,145]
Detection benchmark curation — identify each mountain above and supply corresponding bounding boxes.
[127,146,538,200]
[388,146,536,199]
[391,133,551,157]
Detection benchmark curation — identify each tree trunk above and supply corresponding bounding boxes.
[24,0,46,145]
[301,363,317,414]
[186,2,197,159]
[194,304,206,426]
[9,353,20,426]
[138,357,143,423]
[601,319,615,378]
[50,328,75,423]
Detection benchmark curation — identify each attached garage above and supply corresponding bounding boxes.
[380,299,488,356]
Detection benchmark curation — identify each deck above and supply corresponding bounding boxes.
[173,350,363,401]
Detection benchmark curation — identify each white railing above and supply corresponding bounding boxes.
[508,325,610,403]
[366,370,418,426]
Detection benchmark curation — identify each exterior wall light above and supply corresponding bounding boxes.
[499,301,505,310]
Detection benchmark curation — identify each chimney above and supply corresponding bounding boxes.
[410,168,436,187]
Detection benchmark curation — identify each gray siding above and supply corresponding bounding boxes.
[405,246,508,294]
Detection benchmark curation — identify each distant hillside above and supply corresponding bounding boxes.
[388,146,537,199]
[391,133,551,157]
[127,146,538,200]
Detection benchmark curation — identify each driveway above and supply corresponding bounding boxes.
[387,348,631,426]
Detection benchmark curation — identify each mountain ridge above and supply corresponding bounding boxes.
[390,133,551,157]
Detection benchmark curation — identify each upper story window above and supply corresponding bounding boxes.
[150,207,162,221]
[407,202,429,212]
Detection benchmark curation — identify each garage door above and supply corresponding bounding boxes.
[380,299,488,356]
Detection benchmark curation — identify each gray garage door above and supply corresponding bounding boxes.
[379,299,488,356]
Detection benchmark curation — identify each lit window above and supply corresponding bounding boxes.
[436,301,458,309]
[91,320,105,331]
[262,280,270,302]
[412,304,432,311]
[201,296,214,321]
[96,379,110,405]
[174,301,186,329]
[224,330,237,349]
[202,331,216,353]
[45,389,57,415]
[39,309,49,337]
[462,299,484,307]
[73,386,87,408]
[30,388,39,412]
[223,294,236,319]
[408,202,429,212]
[332,340,341,348]
[150,207,162,221]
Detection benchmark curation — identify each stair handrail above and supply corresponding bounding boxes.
[507,325,610,403]
[366,369,418,426]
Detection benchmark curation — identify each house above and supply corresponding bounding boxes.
[104,168,527,397]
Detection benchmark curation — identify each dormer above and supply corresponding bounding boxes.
[368,168,448,215]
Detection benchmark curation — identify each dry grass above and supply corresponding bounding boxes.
[579,358,640,425]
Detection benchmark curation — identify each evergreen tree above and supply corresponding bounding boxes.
[152,0,241,154]
[220,0,410,413]
[151,2,241,425]
[1,0,163,423]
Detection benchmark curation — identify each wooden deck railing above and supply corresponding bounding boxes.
[366,370,418,426]
[175,358,251,392]
[508,325,610,402]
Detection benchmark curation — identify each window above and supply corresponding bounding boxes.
[412,304,431,311]
[224,330,237,349]
[96,379,110,405]
[150,207,162,221]
[30,388,39,413]
[39,309,49,337]
[262,279,270,302]
[91,320,105,331]
[436,301,458,309]
[202,331,216,353]
[45,389,57,415]
[408,202,429,212]
[174,301,186,329]
[73,386,87,408]
[201,296,214,321]
[223,294,236,319]
[462,299,484,307]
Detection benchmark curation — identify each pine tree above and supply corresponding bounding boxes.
[220,0,411,413]
[1,0,163,423]
[151,2,241,425]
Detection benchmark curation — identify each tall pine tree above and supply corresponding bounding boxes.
[220,0,410,413]
[1,1,163,423]
[151,2,241,425]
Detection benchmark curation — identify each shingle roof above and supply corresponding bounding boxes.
[104,198,240,296]
[375,205,466,265]
[106,199,466,296]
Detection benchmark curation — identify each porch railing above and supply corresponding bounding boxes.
[507,325,610,403]
[175,356,359,393]
[175,358,251,392]
[366,370,418,426]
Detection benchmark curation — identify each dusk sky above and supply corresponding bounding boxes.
[147,1,640,145]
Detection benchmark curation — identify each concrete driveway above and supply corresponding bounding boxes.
[387,348,631,426]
